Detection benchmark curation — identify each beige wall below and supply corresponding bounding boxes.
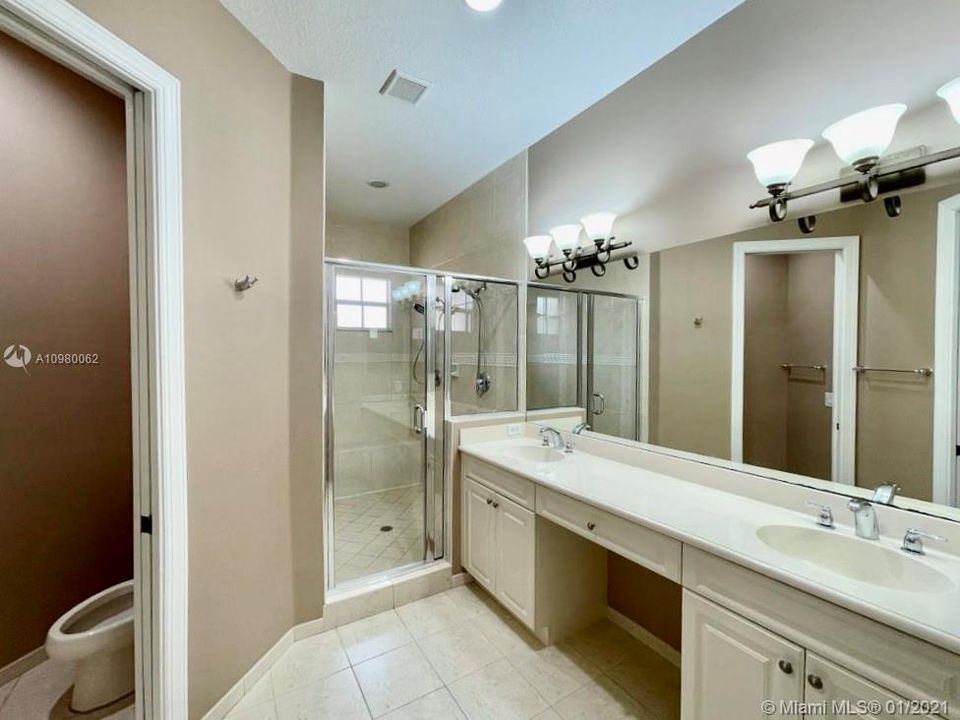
[326,220,410,265]
[606,554,681,651]
[410,152,528,282]
[68,2,325,715]
[0,31,132,670]
[289,75,326,625]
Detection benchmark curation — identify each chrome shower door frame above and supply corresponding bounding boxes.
[323,260,443,590]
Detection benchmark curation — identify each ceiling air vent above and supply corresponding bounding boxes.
[379,69,430,105]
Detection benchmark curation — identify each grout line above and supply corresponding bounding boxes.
[347,664,375,720]
[0,677,20,713]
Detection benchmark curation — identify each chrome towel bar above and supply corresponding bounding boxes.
[780,364,827,372]
[854,366,933,377]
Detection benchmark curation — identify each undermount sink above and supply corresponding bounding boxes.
[756,525,955,594]
[502,445,566,464]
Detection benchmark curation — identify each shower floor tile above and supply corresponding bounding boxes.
[334,486,425,585]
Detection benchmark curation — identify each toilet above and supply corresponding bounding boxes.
[45,580,135,712]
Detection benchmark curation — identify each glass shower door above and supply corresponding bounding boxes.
[587,294,640,440]
[326,264,435,588]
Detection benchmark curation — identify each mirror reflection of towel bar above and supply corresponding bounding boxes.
[780,364,827,372]
[854,366,933,377]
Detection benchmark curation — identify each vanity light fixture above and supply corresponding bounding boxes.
[524,213,640,283]
[749,78,960,228]
[465,0,503,11]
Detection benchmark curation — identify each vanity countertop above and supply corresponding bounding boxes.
[459,435,960,656]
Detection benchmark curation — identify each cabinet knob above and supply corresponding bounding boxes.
[777,659,793,675]
[587,521,596,531]
[486,498,493,505]
[492,501,499,509]
[807,674,823,690]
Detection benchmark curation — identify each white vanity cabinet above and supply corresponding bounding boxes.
[461,465,536,626]
[682,591,804,719]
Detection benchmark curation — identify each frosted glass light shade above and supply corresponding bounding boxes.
[822,104,906,169]
[746,139,813,189]
[580,212,617,241]
[937,77,960,124]
[523,235,554,260]
[465,0,502,10]
[549,224,583,253]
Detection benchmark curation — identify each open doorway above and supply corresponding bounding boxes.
[0,1,187,717]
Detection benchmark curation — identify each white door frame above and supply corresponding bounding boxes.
[0,1,187,718]
[933,193,960,507]
[730,237,860,484]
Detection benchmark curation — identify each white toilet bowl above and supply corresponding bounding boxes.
[45,580,135,712]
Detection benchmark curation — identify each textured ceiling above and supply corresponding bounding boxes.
[221,0,743,225]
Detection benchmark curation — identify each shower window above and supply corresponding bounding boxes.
[335,272,391,330]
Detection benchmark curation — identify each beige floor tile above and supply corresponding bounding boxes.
[396,593,464,639]
[353,643,443,718]
[417,622,502,684]
[603,648,680,720]
[226,699,278,720]
[447,657,548,720]
[532,711,562,720]
[565,621,644,672]
[274,668,370,720]
[270,630,350,695]
[233,674,274,714]
[506,643,598,705]
[0,679,15,710]
[337,610,414,665]
[0,659,75,720]
[445,584,500,618]
[379,687,466,720]
[552,676,652,720]
[473,607,542,656]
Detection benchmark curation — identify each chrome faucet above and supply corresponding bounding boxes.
[539,426,564,450]
[571,422,591,435]
[847,498,879,540]
[901,528,947,555]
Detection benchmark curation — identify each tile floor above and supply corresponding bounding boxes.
[0,658,134,720]
[225,584,679,720]
[334,486,425,584]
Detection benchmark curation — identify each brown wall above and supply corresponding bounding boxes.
[0,32,131,669]
[67,2,326,715]
[606,554,681,651]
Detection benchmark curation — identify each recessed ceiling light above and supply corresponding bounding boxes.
[367,180,390,189]
[465,0,502,12]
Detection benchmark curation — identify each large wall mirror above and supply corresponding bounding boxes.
[525,183,960,518]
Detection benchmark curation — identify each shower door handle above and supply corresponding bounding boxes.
[591,392,605,416]
[413,404,426,434]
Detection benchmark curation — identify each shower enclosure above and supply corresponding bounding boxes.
[324,260,518,590]
[527,284,643,441]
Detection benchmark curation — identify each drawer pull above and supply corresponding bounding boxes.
[807,674,823,690]
[777,659,793,675]
[587,521,596,531]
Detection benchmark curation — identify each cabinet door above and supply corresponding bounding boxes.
[682,591,804,720]
[494,494,536,628]
[463,476,497,592]
[805,654,941,720]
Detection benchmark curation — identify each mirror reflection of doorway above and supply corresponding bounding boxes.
[731,237,860,484]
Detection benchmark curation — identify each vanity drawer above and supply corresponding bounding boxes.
[536,486,681,582]
[461,455,536,511]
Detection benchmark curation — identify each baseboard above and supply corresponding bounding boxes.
[203,561,459,719]
[605,606,681,668]
[0,646,47,688]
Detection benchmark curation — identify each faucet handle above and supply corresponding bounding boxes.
[902,528,947,555]
[871,483,900,505]
[804,501,835,529]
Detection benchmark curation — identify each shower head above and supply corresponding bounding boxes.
[452,281,487,300]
